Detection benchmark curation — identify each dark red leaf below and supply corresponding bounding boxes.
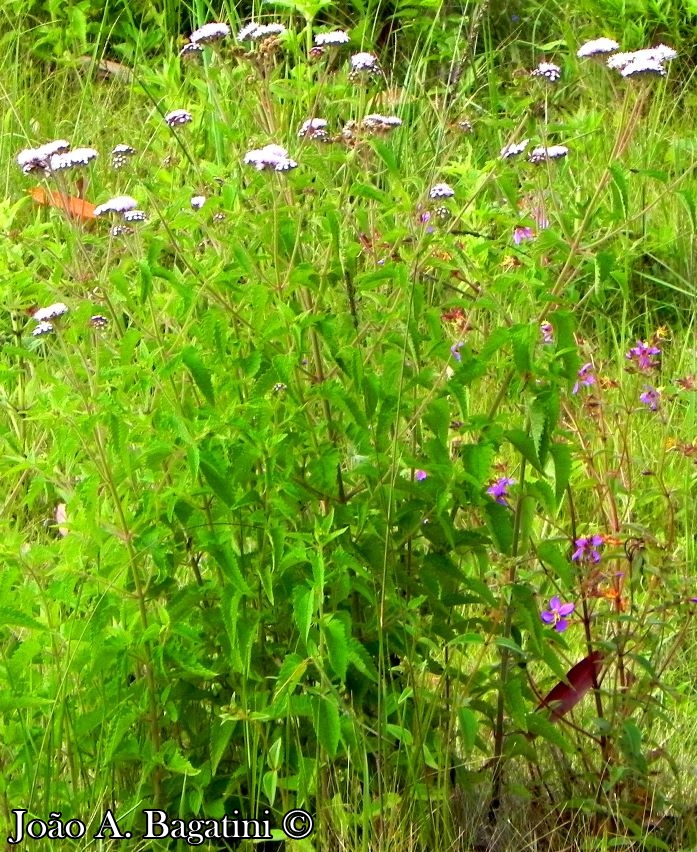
[537,650,604,722]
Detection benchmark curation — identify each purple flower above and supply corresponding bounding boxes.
[572,534,604,564]
[513,226,534,245]
[639,385,661,410]
[486,477,516,505]
[540,321,554,344]
[415,469,428,481]
[540,596,575,632]
[573,362,596,394]
[450,341,464,362]
[626,340,660,371]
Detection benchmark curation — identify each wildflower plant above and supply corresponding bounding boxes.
[2,4,697,851]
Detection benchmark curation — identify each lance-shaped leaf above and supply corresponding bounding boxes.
[537,650,604,721]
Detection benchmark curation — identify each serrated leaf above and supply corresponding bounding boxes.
[504,674,528,731]
[525,711,574,752]
[323,616,348,682]
[314,696,340,758]
[293,584,314,644]
[182,346,215,406]
[483,501,514,555]
[504,428,542,471]
[0,608,47,631]
[550,443,572,507]
[537,540,574,589]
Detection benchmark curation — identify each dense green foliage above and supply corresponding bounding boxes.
[0,2,696,850]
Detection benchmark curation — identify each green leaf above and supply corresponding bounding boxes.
[0,608,47,631]
[525,712,573,752]
[181,346,215,406]
[199,451,236,508]
[458,708,478,754]
[504,428,542,472]
[537,540,574,590]
[550,443,572,507]
[504,674,528,731]
[314,696,340,758]
[293,584,314,644]
[483,501,514,555]
[323,616,348,682]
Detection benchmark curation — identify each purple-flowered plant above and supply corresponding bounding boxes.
[639,385,661,410]
[486,477,516,505]
[540,596,575,632]
[626,340,660,371]
[415,469,428,481]
[540,321,554,344]
[513,226,534,245]
[450,341,464,362]
[573,362,596,394]
[572,534,604,564]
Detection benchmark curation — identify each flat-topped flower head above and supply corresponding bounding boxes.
[528,145,568,164]
[189,22,230,44]
[349,52,380,80]
[165,109,192,127]
[111,143,136,169]
[123,210,147,222]
[577,37,619,58]
[626,340,660,370]
[49,147,98,171]
[94,195,138,216]
[531,61,561,82]
[429,182,455,199]
[33,302,69,322]
[541,596,575,632]
[361,114,402,133]
[32,321,55,337]
[237,22,287,41]
[244,143,297,172]
[90,315,109,328]
[314,30,350,46]
[500,139,529,159]
[179,42,204,59]
[608,45,676,71]
[621,58,666,78]
[190,195,206,209]
[298,118,329,140]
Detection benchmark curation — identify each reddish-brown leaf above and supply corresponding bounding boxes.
[29,187,96,220]
[537,650,604,721]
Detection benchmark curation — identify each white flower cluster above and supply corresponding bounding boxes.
[298,118,329,141]
[164,109,193,127]
[189,22,230,44]
[429,182,455,199]
[531,62,562,82]
[577,37,619,58]
[94,195,147,223]
[500,139,529,159]
[111,143,136,169]
[606,44,676,78]
[528,145,569,164]
[349,52,380,80]
[243,144,298,172]
[361,114,402,133]
[237,22,287,41]
[314,30,349,47]
[16,140,98,175]
[94,195,138,216]
[31,302,69,337]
